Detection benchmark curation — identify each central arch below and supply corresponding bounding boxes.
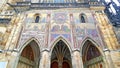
[51,40,72,68]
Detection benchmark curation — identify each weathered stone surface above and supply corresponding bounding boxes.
[0,0,119,68]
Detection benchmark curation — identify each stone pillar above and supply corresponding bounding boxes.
[104,49,115,68]
[6,51,19,68]
[72,51,83,68]
[39,50,50,68]
[109,51,120,68]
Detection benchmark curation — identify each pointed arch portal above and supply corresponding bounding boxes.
[51,40,72,68]
[82,40,104,68]
[17,40,40,68]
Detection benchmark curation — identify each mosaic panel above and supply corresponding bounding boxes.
[75,26,85,47]
[18,24,46,48]
[76,26,102,47]
[53,12,67,24]
[51,24,70,33]
[76,26,85,37]
[18,32,45,48]
[51,34,71,43]
[24,24,46,32]
[87,29,102,46]
[61,25,70,32]
[87,29,98,37]
[51,34,60,42]
[51,25,60,32]
[62,34,71,42]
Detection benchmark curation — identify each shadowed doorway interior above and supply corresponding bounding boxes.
[17,40,40,68]
[51,40,72,68]
[82,40,104,68]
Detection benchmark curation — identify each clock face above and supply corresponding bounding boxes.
[53,12,67,24]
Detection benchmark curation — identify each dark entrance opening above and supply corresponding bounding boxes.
[17,40,40,68]
[51,40,72,68]
[82,40,104,68]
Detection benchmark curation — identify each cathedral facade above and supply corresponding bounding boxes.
[0,0,120,68]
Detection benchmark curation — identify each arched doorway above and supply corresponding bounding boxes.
[51,40,72,68]
[82,40,104,68]
[17,40,40,68]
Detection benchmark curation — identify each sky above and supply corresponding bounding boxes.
[0,62,7,68]
[105,0,120,6]
[105,0,120,14]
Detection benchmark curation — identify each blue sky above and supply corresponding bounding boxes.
[0,62,7,68]
[105,0,120,6]
[106,0,120,14]
[105,0,120,14]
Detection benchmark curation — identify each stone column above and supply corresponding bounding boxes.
[108,50,120,68]
[39,50,50,68]
[6,51,19,68]
[72,50,83,68]
[104,49,115,68]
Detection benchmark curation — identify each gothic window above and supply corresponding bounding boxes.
[35,16,40,23]
[81,15,86,23]
[80,14,87,23]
